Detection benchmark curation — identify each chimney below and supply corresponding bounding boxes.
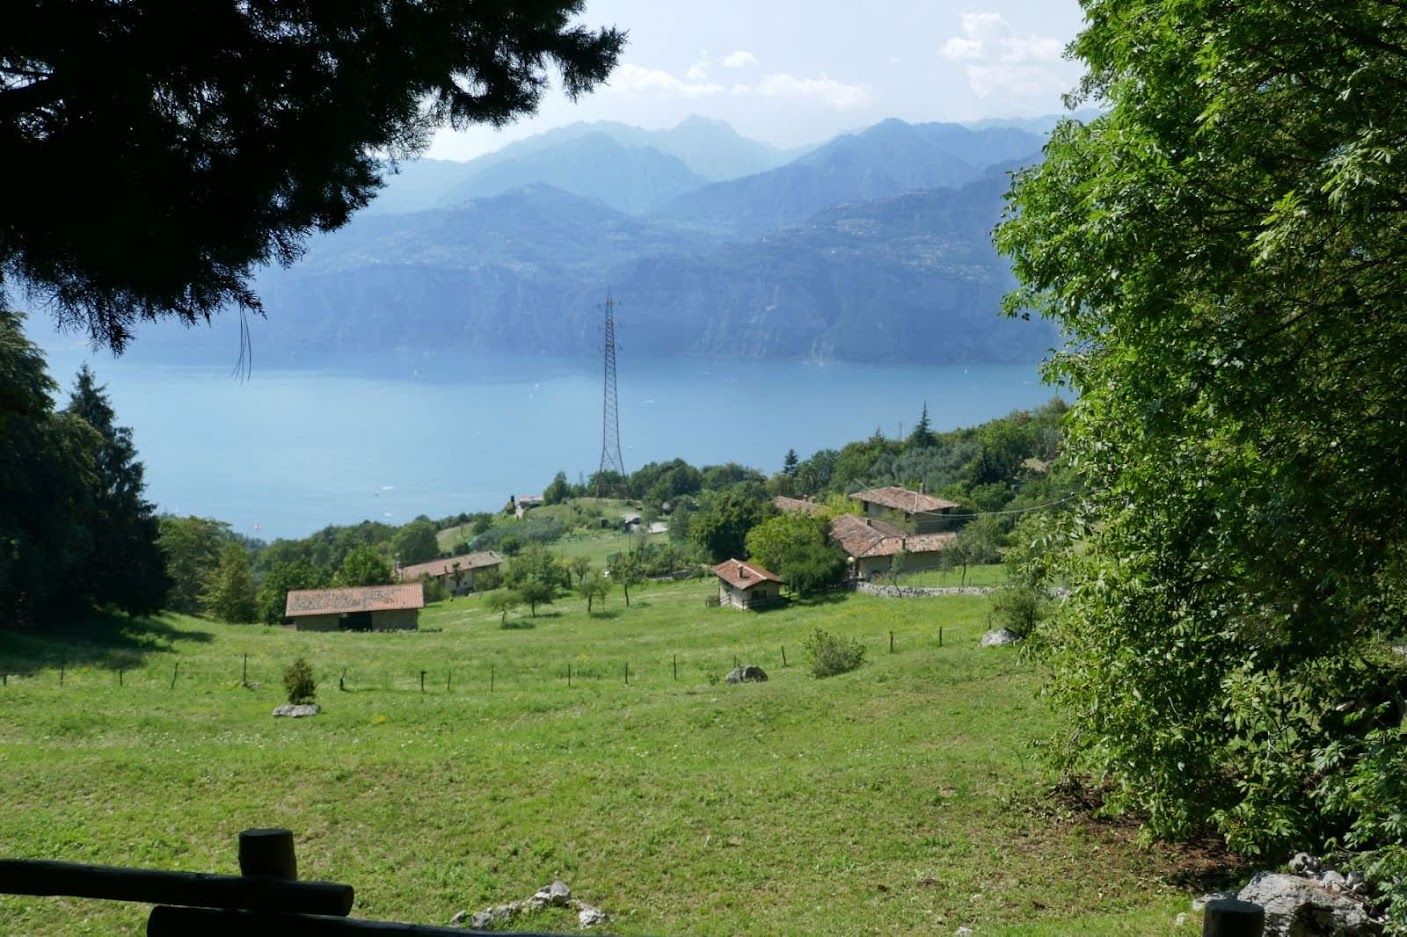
[738,563,747,579]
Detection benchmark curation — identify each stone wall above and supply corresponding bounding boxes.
[852,583,994,598]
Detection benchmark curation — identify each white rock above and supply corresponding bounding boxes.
[980,629,1018,647]
[1238,871,1378,937]
[272,703,320,717]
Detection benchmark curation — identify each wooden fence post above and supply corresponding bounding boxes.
[1202,898,1264,937]
[238,829,297,881]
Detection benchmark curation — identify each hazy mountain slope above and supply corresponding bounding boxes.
[655,119,1043,239]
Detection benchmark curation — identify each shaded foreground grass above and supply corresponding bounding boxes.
[0,582,1225,935]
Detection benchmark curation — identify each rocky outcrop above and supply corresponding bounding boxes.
[450,880,609,930]
[1237,871,1380,936]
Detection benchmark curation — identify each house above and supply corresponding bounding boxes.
[772,495,823,514]
[396,551,503,595]
[849,486,957,534]
[711,559,784,610]
[515,494,543,519]
[284,584,425,632]
[829,513,957,581]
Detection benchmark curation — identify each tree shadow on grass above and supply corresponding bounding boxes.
[587,610,620,621]
[500,618,537,630]
[0,611,214,673]
[790,590,851,607]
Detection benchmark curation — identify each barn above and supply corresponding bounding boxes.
[284,584,425,632]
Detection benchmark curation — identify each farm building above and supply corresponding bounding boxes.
[849,486,957,534]
[829,513,956,581]
[395,551,502,595]
[284,584,424,632]
[711,559,784,610]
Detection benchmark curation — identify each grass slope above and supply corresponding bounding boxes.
[0,582,1221,935]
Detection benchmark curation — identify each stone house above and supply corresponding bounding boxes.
[284,584,424,631]
[395,551,503,595]
[830,509,957,581]
[849,486,957,534]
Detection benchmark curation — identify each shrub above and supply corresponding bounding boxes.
[418,573,449,604]
[990,584,1048,639]
[803,628,866,678]
[283,657,316,704]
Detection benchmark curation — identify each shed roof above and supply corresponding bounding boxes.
[396,551,503,582]
[711,559,783,590]
[285,584,425,618]
[829,513,956,559]
[850,486,958,514]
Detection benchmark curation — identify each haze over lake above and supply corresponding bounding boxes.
[37,342,1059,542]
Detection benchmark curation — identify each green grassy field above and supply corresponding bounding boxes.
[0,581,1231,936]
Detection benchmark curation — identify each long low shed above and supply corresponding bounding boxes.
[284,584,424,632]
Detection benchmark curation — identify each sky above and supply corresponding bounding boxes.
[427,1,1088,161]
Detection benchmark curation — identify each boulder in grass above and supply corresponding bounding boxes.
[272,704,320,717]
[726,665,769,684]
[1237,872,1381,936]
[980,629,1019,647]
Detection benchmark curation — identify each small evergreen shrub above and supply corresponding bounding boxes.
[804,628,866,678]
[990,584,1048,639]
[283,657,316,704]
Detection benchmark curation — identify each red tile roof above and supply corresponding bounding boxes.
[396,551,503,582]
[711,559,783,590]
[829,514,956,559]
[773,496,824,514]
[285,584,425,618]
[851,486,958,514]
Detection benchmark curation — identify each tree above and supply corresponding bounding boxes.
[781,541,847,598]
[158,516,233,616]
[576,573,609,614]
[202,542,258,623]
[744,511,830,578]
[257,560,325,626]
[907,402,933,448]
[2,3,623,351]
[782,449,800,475]
[518,579,556,617]
[0,312,100,626]
[336,544,392,587]
[568,556,593,587]
[391,519,439,567]
[941,515,1002,587]
[610,555,646,608]
[484,588,522,626]
[64,365,169,615]
[996,1,1407,920]
[542,471,573,506]
[688,484,772,563]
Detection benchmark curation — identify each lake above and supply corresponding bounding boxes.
[36,337,1061,542]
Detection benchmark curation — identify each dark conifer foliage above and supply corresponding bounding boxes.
[0,1,623,351]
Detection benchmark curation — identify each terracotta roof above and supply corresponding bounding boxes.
[773,496,823,514]
[711,559,783,590]
[396,551,503,582]
[850,486,958,514]
[829,514,956,559]
[285,584,425,618]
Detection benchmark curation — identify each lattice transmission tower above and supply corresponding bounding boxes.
[597,290,626,492]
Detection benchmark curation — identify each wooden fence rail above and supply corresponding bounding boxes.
[0,828,618,937]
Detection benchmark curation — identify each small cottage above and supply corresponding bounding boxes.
[396,551,503,595]
[284,584,425,632]
[711,559,784,610]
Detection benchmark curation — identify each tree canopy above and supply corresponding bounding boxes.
[997,0,1407,920]
[2,1,623,351]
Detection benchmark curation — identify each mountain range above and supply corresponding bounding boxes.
[141,114,1081,366]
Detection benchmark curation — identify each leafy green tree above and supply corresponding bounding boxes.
[391,519,439,567]
[202,542,258,623]
[781,542,847,598]
[689,483,772,563]
[503,544,566,591]
[336,544,392,587]
[257,560,325,625]
[744,512,829,577]
[159,516,233,616]
[941,516,1002,587]
[568,556,593,587]
[485,588,522,626]
[518,579,556,617]
[4,3,622,352]
[610,555,646,608]
[63,365,169,616]
[997,0,1407,917]
[576,573,609,614]
[542,470,573,506]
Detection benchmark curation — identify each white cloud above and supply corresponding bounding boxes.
[722,50,760,69]
[755,73,869,110]
[938,11,1071,100]
[939,11,1066,65]
[608,63,722,98]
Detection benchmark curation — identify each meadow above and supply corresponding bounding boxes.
[0,574,1235,935]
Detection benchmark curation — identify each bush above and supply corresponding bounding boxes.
[283,657,316,704]
[990,584,1048,639]
[418,573,449,604]
[803,628,866,678]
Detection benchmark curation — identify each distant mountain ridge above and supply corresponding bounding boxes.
[133,115,1067,366]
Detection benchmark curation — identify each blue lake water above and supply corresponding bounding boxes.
[36,338,1061,541]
